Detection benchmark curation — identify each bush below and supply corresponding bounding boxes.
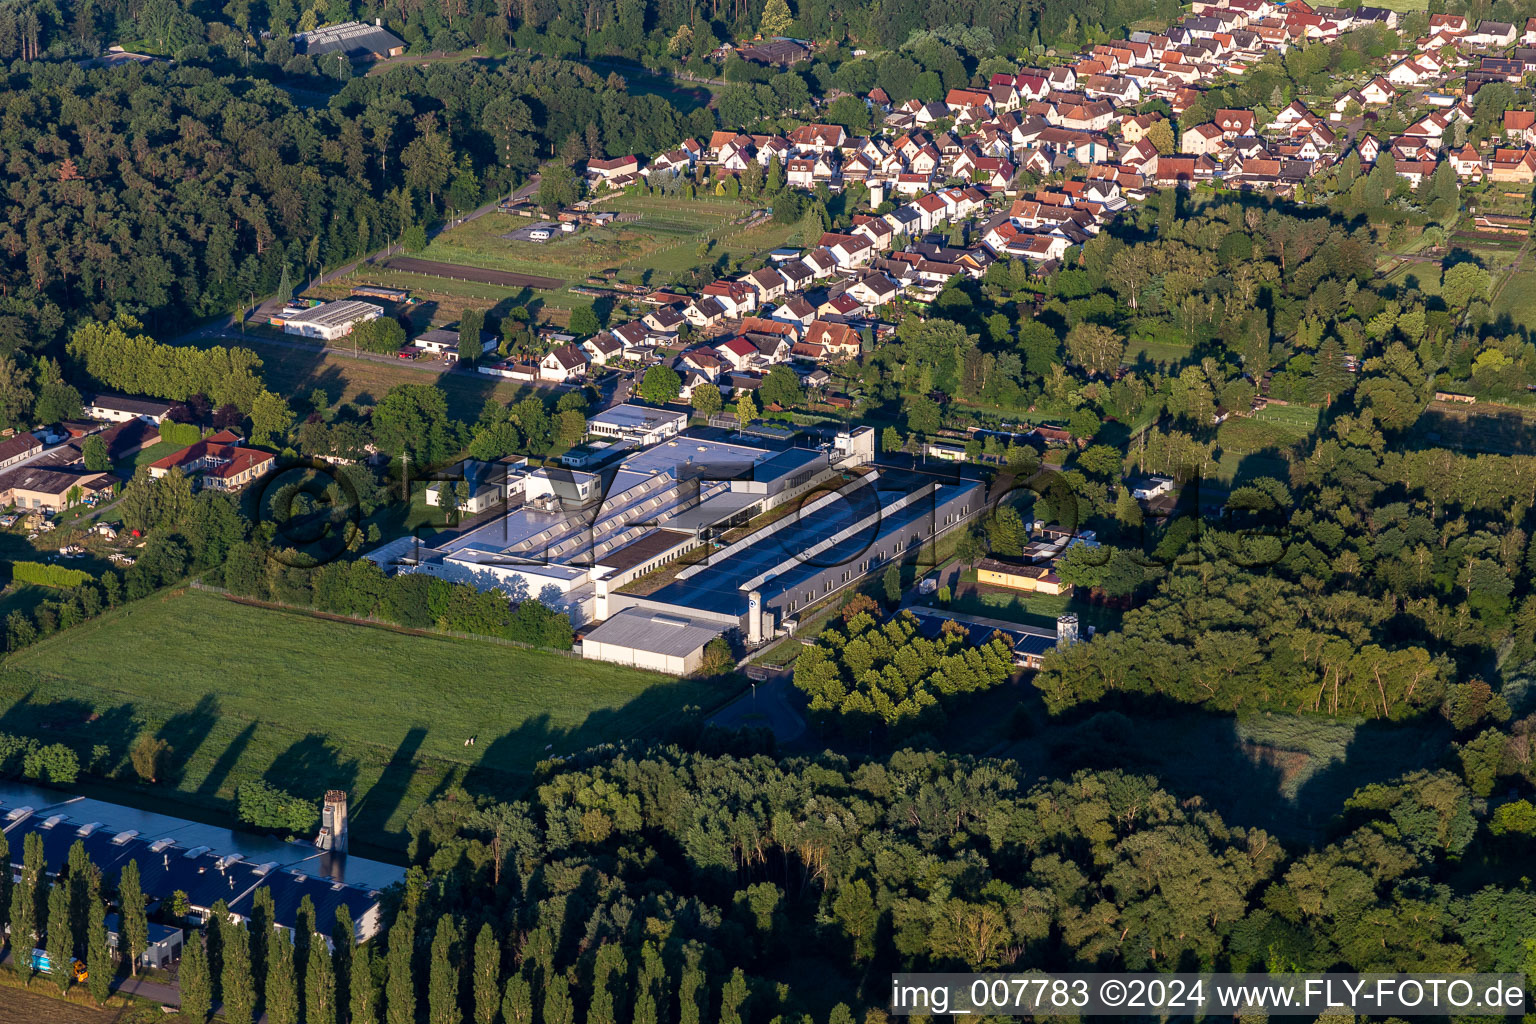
[11,561,92,589]
[237,780,321,833]
[23,742,80,784]
[158,420,202,447]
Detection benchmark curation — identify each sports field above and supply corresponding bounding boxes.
[0,589,729,849]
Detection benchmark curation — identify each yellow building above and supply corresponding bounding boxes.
[976,558,1069,596]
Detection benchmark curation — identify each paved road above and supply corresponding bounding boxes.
[708,677,807,745]
[173,176,540,346]
[0,949,182,1009]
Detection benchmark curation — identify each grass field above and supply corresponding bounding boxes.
[240,339,536,420]
[0,588,732,850]
[417,195,802,290]
[1373,0,1427,11]
[1492,267,1536,325]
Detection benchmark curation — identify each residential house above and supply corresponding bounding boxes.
[787,124,847,154]
[1181,122,1226,154]
[700,279,758,317]
[714,336,760,372]
[1450,143,1485,178]
[586,155,640,184]
[642,305,686,336]
[770,295,818,331]
[1489,147,1536,182]
[582,332,625,367]
[802,320,862,360]
[746,267,789,305]
[1214,108,1256,137]
[819,232,874,268]
[682,296,730,329]
[846,271,899,307]
[1468,20,1516,46]
[1505,110,1536,144]
[539,344,589,382]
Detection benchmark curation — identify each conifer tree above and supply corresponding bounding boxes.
[502,973,533,1024]
[0,829,9,961]
[46,879,73,993]
[542,974,573,1024]
[180,931,212,1022]
[266,926,300,1024]
[119,859,148,978]
[86,866,111,1004]
[428,915,461,1024]
[221,917,255,1024]
[67,839,89,952]
[306,930,338,1024]
[350,940,381,1024]
[10,834,41,978]
[385,913,416,1024]
[295,894,316,1016]
[333,903,355,1013]
[472,923,500,1024]
[250,886,275,1003]
[206,897,229,1005]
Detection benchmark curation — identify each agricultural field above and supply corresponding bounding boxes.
[0,588,733,851]
[0,986,124,1024]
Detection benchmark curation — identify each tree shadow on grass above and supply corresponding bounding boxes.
[155,694,220,784]
[262,731,359,805]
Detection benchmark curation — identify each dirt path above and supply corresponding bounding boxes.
[384,257,564,290]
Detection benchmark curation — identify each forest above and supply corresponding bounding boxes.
[10,743,1535,1024]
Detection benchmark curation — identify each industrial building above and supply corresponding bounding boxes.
[278,300,383,341]
[1,794,389,943]
[581,607,723,674]
[292,20,407,60]
[367,423,980,669]
[586,404,688,446]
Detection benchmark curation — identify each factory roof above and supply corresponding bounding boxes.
[582,608,722,656]
[283,300,382,329]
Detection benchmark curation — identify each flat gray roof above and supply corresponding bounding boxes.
[588,404,687,432]
[287,300,381,329]
[583,607,721,657]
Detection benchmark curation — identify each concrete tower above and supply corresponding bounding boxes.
[316,790,349,853]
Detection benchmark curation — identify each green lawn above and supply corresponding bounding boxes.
[232,338,534,420]
[0,588,732,851]
[1492,267,1536,325]
[416,195,802,290]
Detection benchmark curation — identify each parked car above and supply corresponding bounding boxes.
[31,948,87,981]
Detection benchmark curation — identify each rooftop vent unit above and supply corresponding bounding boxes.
[75,822,103,837]
[4,806,33,822]
[111,831,140,846]
[149,839,176,853]
[253,862,279,876]
[41,814,66,829]
[182,846,212,859]
[216,854,243,871]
